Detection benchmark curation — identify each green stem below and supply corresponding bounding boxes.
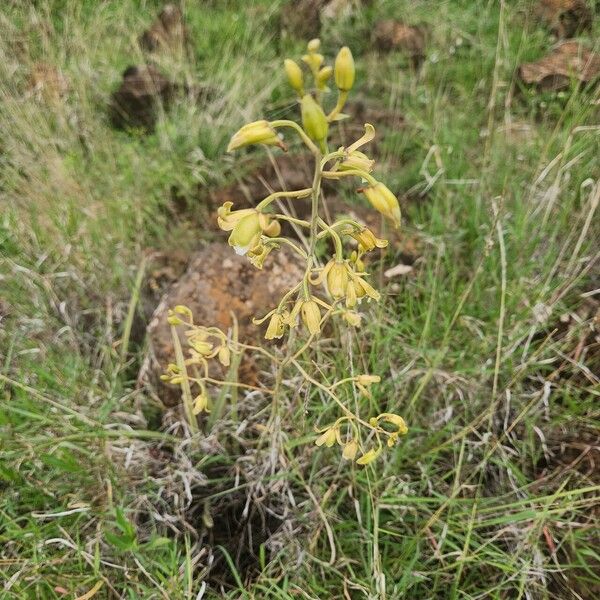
[327,90,349,122]
[270,120,320,155]
[256,188,312,211]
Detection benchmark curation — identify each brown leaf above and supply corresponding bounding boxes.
[518,41,600,92]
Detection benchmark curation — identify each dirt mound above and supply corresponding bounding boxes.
[534,0,592,39]
[109,64,174,130]
[142,242,304,406]
[518,41,600,92]
[139,3,188,53]
[371,20,428,66]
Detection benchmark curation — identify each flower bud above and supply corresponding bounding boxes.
[350,227,388,252]
[342,310,361,327]
[227,120,285,152]
[381,413,408,435]
[359,182,401,228]
[339,150,374,173]
[248,243,272,270]
[301,94,328,144]
[316,66,333,89]
[218,346,231,367]
[192,391,210,415]
[315,426,337,447]
[326,260,349,299]
[190,339,213,355]
[342,439,359,460]
[334,46,355,92]
[356,446,382,466]
[301,300,322,335]
[167,314,183,326]
[350,274,381,302]
[284,59,304,93]
[265,312,286,340]
[307,38,321,53]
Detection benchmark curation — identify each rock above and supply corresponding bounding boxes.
[534,0,592,39]
[26,63,68,102]
[109,64,174,130]
[142,243,304,406]
[371,20,428,65]
[139,3,187,53]
[518,41,600,92]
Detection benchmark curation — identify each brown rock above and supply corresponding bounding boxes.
[372,20,428,65]
[518,41,600,92]
[109,64,174,130]
[143,242,304,406]
[535,0,592,39]
[139,3,187,53]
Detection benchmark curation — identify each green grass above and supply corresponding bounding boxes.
[1,0,599,598]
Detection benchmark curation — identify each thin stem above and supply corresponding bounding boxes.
[256,188,312,211]
[270,120,320,155]
[321,169,377,185]
[273,214,311,228]
[266,237,309,259]
[327,90,348,122]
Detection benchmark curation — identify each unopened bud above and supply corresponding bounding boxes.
[301,299,322,335]
[301,94,328,144]
[334,46,355,92]
[284,59,304,93]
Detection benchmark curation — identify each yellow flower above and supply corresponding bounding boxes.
[227,120,285,152]
[302,52,324,74]
[284,59,304,93]
[218,346,231,367]
[350,227,388,252]
[334,46,355,92]
[248,243,273,269]
[301,300,322,335]
[359,182,401,228]
[350,273,381,302]
[228,212,262,256]
[316,66,333,89]
[307,38,321,53]
[380,413,408,436]
[192,391,210,415]
[265,311,286,340]
[342,439,359,460]
[342,310,362,327]
[327,260,350,299]
[301,94,328,144]
[339,150,375,173]
[315,426,337,448]
[356,446,382,466]
[217,201,255,231]
[218,204,279,256]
